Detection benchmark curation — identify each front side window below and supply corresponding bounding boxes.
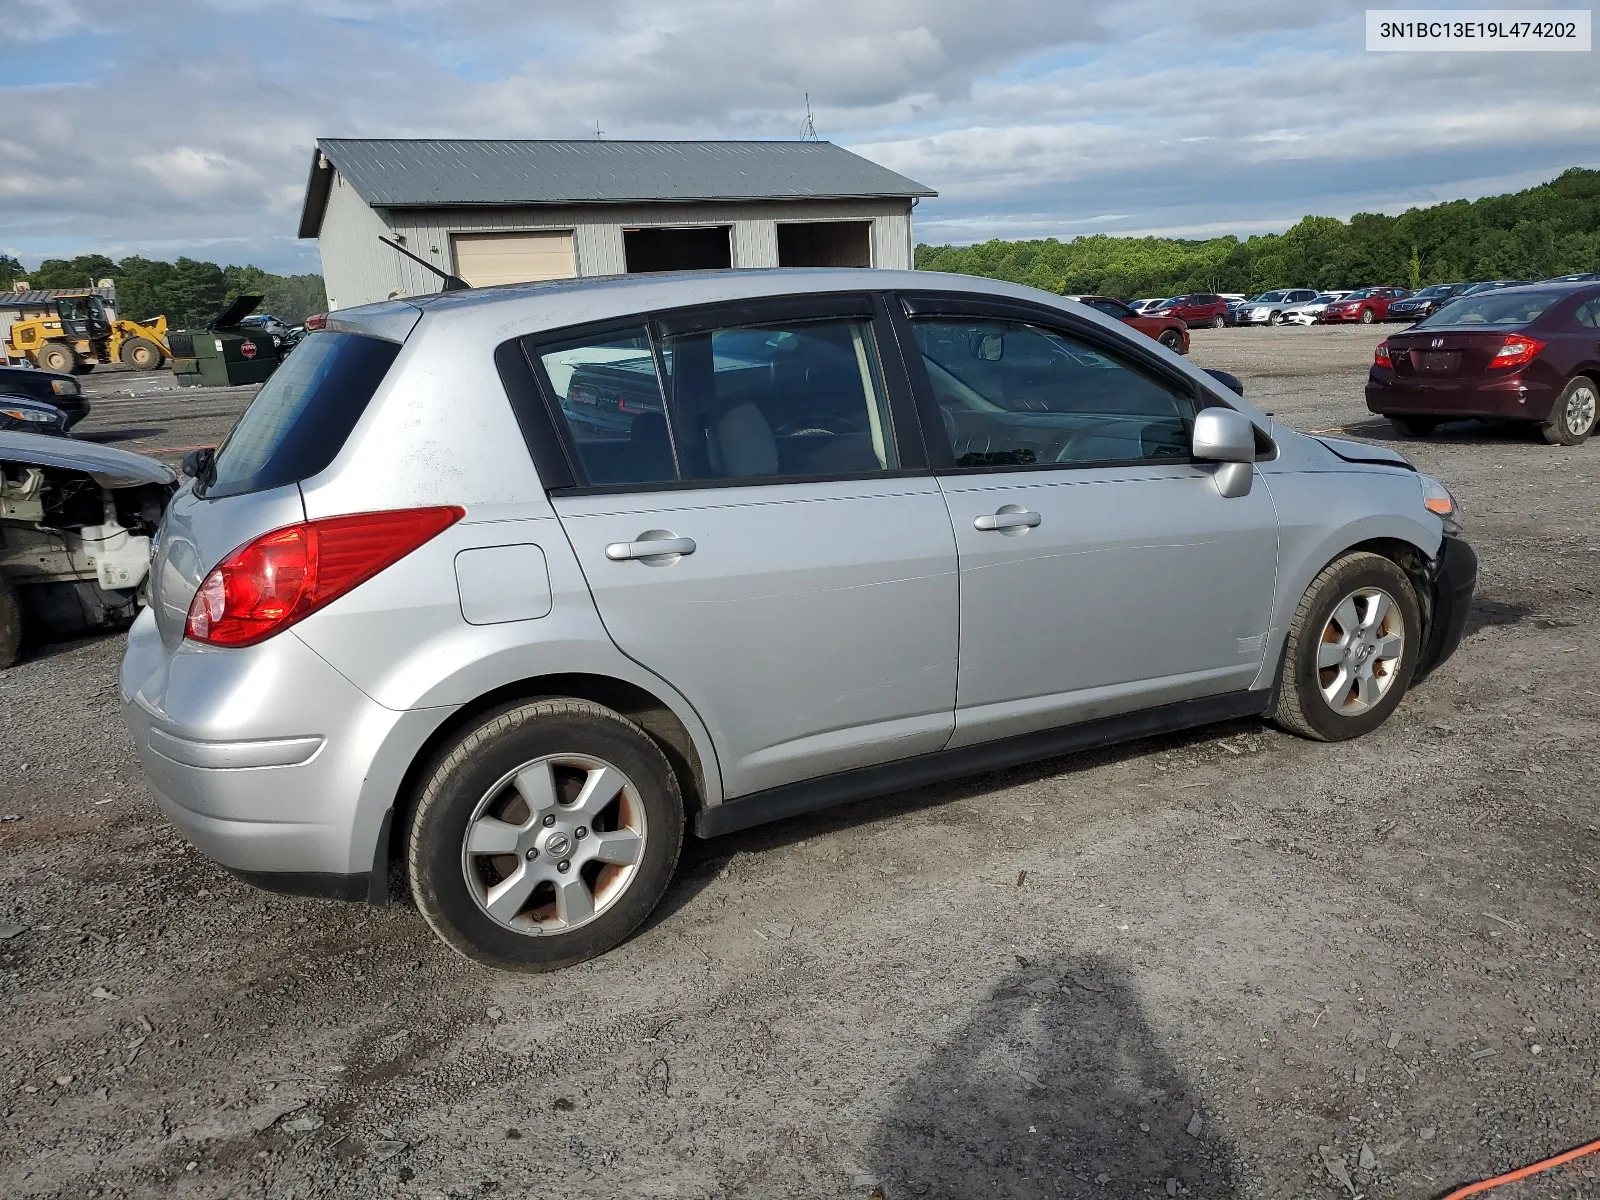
[911,317,1194,469]
[660,318,897,482]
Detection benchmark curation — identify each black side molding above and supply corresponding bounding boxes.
[696,690,1271,838]
[1415,535,1477,683]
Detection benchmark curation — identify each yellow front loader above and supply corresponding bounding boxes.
[4,293,170,373]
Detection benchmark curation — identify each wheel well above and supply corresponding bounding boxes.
[383,674,709,893]
[1338,536,1434,627]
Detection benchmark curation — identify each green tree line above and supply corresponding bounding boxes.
[0,253,327,327]
[916,167,1600,298]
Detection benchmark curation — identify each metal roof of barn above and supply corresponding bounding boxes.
[299,138,935,238]
[0,286,116,309]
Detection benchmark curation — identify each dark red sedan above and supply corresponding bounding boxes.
[1072,295,1190,353]
[1318,286,1411,324]
[1154,293,1228,329]
[1366,282,1600,445]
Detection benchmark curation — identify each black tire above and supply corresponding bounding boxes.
[1269,552,1422,742]
[1209,315,1226,329]
[1359,308,1375,324]
[120,337,164,370]
[407,698,684,971]
[1390,416,1437,437]
[0,572,22,670]
[1157,329,1182,351]
[37,341,78,374]
[1540,376,1598,447]
[1268,310,1282,325]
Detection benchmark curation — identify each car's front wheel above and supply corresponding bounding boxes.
[1359,308,1376,324]
[408,698,684,971]
[1158,329,1183,351]
[1541,376,1598,446]
[1269,552,1421,742]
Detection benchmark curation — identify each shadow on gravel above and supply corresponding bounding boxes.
[74,426,166,443]
[866,954,1237,1199]
[1326,416,1545,445]
[1464,598,1535,637]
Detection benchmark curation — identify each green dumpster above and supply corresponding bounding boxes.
[168,295,279,388]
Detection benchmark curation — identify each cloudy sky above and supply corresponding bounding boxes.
[2,0,1596,274]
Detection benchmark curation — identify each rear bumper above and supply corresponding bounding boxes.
[1416,535,1477,682]
[119,609,454,900]
[1366,371,1559,421]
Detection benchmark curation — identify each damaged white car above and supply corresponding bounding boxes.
[1,431,176,667]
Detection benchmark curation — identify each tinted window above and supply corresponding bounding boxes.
[538,328,671,487]
[661,318,898,482]
[1573,297,1600,328]
[207,331,400,498]
[1421,290,1564,328]
[912,317,1193,469]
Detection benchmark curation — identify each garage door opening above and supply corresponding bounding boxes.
[624,226,732,273]
[451,231,576,286]
[777,221,873,268]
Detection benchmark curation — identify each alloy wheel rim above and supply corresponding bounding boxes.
[1566,385,1597,436]
[1316,587,1405,716]
[460,753,647,935]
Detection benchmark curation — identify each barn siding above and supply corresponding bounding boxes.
[320,197,917,309]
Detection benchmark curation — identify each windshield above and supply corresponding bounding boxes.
[1252,292,1287,303]
[1311,294,1339,303]
[1419,289,1562,328]
[207,331,401,498]
[1412,285,1451,299]
[1340,288,1377,300]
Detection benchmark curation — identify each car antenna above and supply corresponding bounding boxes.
[378,235,471,292]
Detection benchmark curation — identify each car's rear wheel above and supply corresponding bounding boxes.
[1269,552,1421,742]
[408,698,683,971]
[1359,308,1375,324]
[1541,376,1598,447]
[1389,416,1437,437]
[1210,315,1226,329]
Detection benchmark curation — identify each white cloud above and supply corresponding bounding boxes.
[1,0,1594,271]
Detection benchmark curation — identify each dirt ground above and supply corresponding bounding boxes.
[2,329,1596,1200]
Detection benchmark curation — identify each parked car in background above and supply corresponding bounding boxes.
[1071,295,1190,353]
[2,431,176,668]
[0,396,70,436]
[1366,281,1600,445]
[121,268,1476,970]
[1234,289,1321,326]
[1282,293,1352,326]
[239,313,305,355]
[0,364,89,428]
[1156,294,1229,328]
[1543,273,1600,283]
[1130,298,1169,314]
[1318,287,1411,324]
[1387,284,1470,323]
[1455,280,1530,298]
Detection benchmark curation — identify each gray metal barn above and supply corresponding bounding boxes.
[298,139,937,311]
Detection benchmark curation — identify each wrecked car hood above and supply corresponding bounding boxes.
[0,430,177,489]
[1311,435,1413,470]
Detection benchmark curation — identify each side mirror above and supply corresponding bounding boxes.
[1191,408,1256,498]
[181,446,216,486]
[1202,368,1245,397]
[976,333,1004,361]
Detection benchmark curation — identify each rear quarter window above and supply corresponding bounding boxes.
[205,331,401,498]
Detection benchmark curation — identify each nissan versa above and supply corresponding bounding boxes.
[121,270,1477,971]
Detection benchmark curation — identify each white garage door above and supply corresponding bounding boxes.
[451,231,577,286]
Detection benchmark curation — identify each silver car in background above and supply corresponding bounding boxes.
[1282,292,1352,326]
[121,269,1477,971]
[1235,289,1322,325]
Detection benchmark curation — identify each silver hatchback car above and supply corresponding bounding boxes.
[121,269,1477,971]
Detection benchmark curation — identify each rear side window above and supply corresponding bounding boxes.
[206,331,400,499]
[537,328,671,487]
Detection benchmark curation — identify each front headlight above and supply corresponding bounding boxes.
[2,407,57,423]
[1418,473,1461,530]
[50,378,80,397]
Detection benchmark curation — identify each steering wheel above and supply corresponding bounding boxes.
[773,414,862,437]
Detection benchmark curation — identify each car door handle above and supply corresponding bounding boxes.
[605,536,697,561]
[974,509,1041,532]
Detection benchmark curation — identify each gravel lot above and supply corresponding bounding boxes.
[2,329,1597,1199]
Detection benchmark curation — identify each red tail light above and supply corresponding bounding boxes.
[186,507,464,647]
[304,312,328,331]
[1373,342,1392,368]
[1488,334,1544,369]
